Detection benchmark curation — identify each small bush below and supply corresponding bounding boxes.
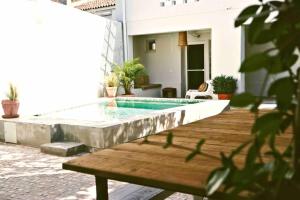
[212,75,237,94]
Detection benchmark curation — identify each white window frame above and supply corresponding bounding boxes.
[185,40,210,90]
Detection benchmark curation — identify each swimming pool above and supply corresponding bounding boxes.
[41,98,200,122]
[0,97,230,149]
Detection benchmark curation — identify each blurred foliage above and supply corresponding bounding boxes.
[165,0,300,199]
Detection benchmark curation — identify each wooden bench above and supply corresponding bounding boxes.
[63,109,291,200]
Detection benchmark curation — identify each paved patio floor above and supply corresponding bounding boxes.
[0,143,192,200]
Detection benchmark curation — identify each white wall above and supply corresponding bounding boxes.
[134,33,181,97]
[0,0,123,116]
[126,0,257,93]
[134,31,212,97]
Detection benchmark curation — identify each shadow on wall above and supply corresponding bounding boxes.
[99,19,124,97]
[102,111,183,148]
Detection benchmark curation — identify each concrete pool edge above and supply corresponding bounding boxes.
[0,98,230,149]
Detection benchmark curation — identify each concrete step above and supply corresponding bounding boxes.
[40,142,87,157]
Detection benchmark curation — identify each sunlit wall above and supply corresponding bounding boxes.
[0,0,123,115]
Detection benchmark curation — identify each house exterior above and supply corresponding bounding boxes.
[54,0,299,98]
[72,0,117,18]
[51,0,68,4]
[119,0,255,97]
[118,0,296,98]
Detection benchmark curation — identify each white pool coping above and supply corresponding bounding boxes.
[0,97,230,148]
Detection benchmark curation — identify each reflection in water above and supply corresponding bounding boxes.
[106,99,117,107]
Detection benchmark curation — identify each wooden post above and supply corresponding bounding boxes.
[294,68,300,181]
[95,176,108,200]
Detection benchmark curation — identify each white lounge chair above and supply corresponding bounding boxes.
[185,80,213,99]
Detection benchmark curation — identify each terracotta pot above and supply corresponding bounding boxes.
[2,100,20,117]
[218,93,233,100]
[106,87,118,97]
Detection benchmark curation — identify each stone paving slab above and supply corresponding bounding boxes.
[0,142,193,200]
[40,142,87,157]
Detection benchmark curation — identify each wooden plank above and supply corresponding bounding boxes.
[63,156,211,196]
[63,109,292,198]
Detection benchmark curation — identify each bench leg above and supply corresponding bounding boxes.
[95,176,108,200]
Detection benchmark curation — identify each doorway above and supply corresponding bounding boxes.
[186,41,209,90]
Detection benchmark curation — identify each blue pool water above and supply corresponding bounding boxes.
[115,99,197,110]
[43,98,201,122]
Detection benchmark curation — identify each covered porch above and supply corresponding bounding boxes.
[133,30,212,98]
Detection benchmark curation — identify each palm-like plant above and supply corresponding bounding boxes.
[113,58,145,95]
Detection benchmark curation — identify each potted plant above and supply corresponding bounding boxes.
[113,58,145,96]
[212,75,237,100]
[2,83,19,118]
[105,73,119,97]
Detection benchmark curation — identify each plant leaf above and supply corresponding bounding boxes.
[245,145,258,167]
[235,5,260,27]
[268,77,295,110]
[206,168,231,196]
[240,53,270,72]
[252,112,283,135]
[247,5,270,44]
[280,114,293,133]
[230,140,252,159]
[255,29,275,44]
[230,93,256,107]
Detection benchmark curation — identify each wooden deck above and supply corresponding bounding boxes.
[63,109,292,200]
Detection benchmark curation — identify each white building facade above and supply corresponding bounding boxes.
[121,0,259,97]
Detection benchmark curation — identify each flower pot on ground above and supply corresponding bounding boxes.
[113,58,145,95]
[2,84,19,118]
[106,87,118,97]
[212,75,237,100]
[217,93,233,100]
[105,73,119,97]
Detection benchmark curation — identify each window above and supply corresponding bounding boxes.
[147,40,156,52]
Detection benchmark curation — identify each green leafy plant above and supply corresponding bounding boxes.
[105,73,119,87]
[206,0,300,198]
[136,68,148,77]
[113,58,145,95]
[212,75,237,94]
[163,0,300,199]
[6,83,18,101]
